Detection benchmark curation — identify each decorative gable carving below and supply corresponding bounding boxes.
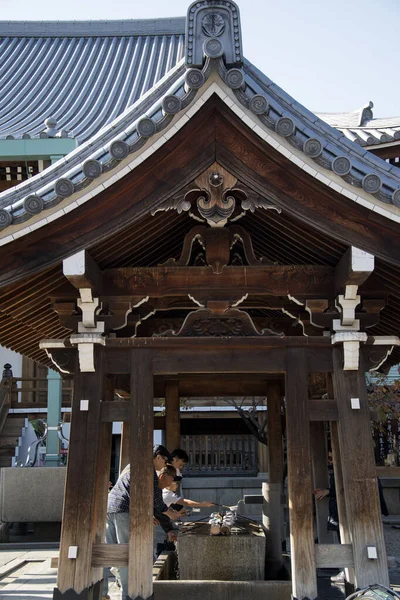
[152,162,280,227]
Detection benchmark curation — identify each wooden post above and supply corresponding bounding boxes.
[257,408,269,476]
[330,420,355,588]
[119,422,130,474]
[285,348,317,600]
[54,347,108,600]
[310,421,333,543]
[128,348,154,600]
[263,380,283,578]
[332,347,389,588]
[165,380,180,451]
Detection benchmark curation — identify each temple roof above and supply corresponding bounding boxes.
[1,49,400,236]
[0,19,185,142]
[317,102,400,148]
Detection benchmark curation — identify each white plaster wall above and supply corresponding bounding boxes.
[0,346,22,378]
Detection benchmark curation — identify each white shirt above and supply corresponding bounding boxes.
[162,489,183,507]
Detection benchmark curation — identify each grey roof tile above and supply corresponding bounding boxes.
[0,20,185,143]
[317,103,400,148]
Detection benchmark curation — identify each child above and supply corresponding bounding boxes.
[162,477,214,512]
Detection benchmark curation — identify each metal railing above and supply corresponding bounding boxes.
[181,434,258,475]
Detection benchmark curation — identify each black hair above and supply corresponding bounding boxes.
[153,444,170,459]
[170,448,189,463]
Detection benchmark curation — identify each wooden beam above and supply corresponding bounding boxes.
[103,338,334,375]
[63,249,102,295]
[103,265,334,298]
[155,377,272,397]
[332,348,389,587]
[92,543,128,568]
[101,401,130,422]
[101,398,338,423]
[285,348,317,600]
[315,544,354,569]
[128,348,154,600]
[309,399,338,421]
[102,399,337,423]
[335,246,374,294]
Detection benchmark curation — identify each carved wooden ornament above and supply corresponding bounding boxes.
[151,162,280,227]
[154,307,285,338]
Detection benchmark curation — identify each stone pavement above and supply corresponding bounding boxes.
[0,547,121,600]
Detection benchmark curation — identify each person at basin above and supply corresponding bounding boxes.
[103,447,179,600]
[163,476,215,513]
[169,448,189,478]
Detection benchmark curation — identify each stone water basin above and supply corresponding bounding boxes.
[177,519,265,581]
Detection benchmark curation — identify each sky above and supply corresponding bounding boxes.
[0,0,398,118]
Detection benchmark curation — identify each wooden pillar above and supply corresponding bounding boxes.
[257,414,269,475]
[310,421,333,543]
[332,347,389,587]
[263,380,283,577]
[165,380,180,451]
[119,422,130,474]
[128,349,154,600]
[285,348,317,600]
[54,346,110,600]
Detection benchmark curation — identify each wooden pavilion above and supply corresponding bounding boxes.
[1,1,400,598]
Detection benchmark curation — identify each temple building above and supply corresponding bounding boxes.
[2,1,400,599]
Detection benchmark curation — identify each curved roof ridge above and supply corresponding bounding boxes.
[0,17,186,37]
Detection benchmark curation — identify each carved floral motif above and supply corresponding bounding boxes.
[202,13,226,37]
[151,162,280,227]
[154,307,285,338]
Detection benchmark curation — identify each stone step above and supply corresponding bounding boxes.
[5,416,25,425]
[0,436,18,448]
[1,425,23,436]
[0,447,16,456]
